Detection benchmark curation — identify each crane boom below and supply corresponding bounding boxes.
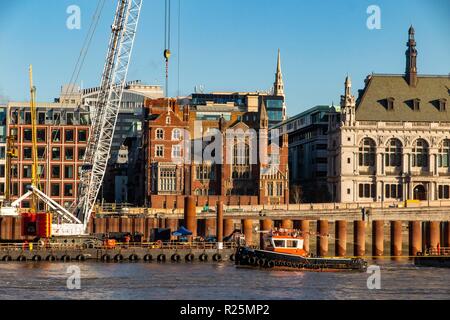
[76,0,143,231]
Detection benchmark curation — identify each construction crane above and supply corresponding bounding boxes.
[15,0,143,236]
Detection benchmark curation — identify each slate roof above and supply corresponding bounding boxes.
[355,74,450,122]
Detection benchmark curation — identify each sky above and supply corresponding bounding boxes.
[0,0,449,117]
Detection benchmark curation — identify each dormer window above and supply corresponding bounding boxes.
[439,98,447,112]
[413,98,421,111]
[387,97,395,111]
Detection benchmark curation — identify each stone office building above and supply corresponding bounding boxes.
[327,27,450,203]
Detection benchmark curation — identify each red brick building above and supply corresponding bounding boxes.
[142,97,289,209]
[7,101,90,209]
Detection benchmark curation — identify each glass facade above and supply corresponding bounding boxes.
[265,98,284,125]
[0,107,6,143]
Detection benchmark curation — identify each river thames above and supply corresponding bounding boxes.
[0,260,449,300]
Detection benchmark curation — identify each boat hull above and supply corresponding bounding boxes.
[235,246,367,272]
[414,256,450,268]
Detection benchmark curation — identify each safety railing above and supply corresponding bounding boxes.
[425,247,450,256]
[0,241,238,251]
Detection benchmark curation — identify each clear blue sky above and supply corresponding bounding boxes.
[0,0,449,116]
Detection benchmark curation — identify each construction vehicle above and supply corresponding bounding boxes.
[12,0,144,241]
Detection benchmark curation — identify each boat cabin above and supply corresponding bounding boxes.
[263,229,308,256]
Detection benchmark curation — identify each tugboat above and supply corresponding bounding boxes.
[235,228,367,271]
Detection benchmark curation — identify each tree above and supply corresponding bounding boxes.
[290,185,303,204]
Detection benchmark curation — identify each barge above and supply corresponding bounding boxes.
[235,228,367,271]
[414,247,450,268]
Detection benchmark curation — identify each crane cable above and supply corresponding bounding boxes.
[33,0,107,198]
[164,0,172,98]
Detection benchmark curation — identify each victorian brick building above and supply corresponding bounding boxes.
[141,96,289,209]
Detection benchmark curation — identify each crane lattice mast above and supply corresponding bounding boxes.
[76,0,143,231]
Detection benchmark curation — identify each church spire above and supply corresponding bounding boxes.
[259,98,269,129]
[406,25,418,87]
[274,49,284,97]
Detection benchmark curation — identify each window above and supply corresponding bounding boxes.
[11,165,18,178]
[358,183,376,198]
[67,112,74,125]
[196,165,215,180]
[159,167,177,192]
[439,99,447,112]
[23,147,32,160]
[276,182,283,196]
[385,184,403,199]
[52,147,60,160]
[0,146,5,159]
[412,139,429,168]
[156,129,164,140]
[23,165,32,178]
[64,183,73,197]
[38,147,45,159]
[80,113,90,125]
[53,112,61,123]
[359,138,376,166]
[438,185,450,199]
[273,240,285,248]
[78,129,87,142]
[387,97,395,111]
[52,129,61,142]
[78,147,86,161]
[286,240,298,248]
[51,165,61,179]
[38,112,45,124]
[413,99,421,111]
[172,129,181,140]
[51,184,60,197]
[166,116,171,124]
[64,165,74,179]
[25,112,31,124]
[267,182,273,196]
[65,147,74,161]
[232,142,251,179]
[155,145,164,157]
[172,145,181,158]
[65,129,74,142]
[37,129,46,142]
[438,140,450,168]
[385,139,402,167]
[24,129,32,142]
[0,165,4,178]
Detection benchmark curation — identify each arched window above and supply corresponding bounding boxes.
[156,128,164,140]
[172,129,181,141]
[439,139,450,168]
[412,139,429,167]
[359,138,376,166]
[385,139,402,167]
